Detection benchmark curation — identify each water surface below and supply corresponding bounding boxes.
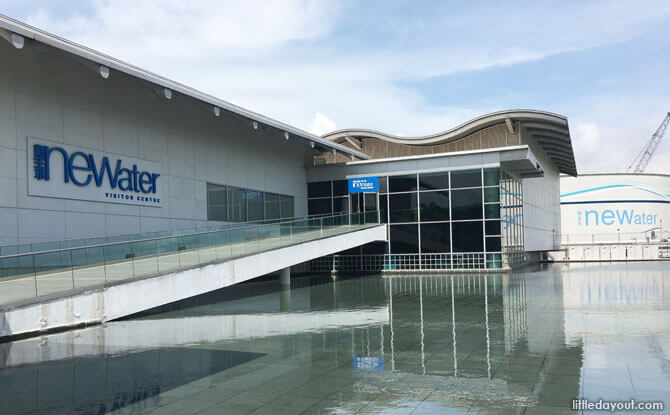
[0,262,668,414]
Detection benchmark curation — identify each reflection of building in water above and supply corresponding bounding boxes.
[0,273,585,413]
[375,273,583,411]
[559,263,669,342]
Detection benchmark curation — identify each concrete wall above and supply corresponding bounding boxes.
[520,127,561,251]
[0,40,310,246]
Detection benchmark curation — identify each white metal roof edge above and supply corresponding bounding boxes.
[0,14,370,160]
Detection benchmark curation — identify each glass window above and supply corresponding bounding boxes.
[308,198,331,215]
[307,181,331,198]
[419,191,450,221]
[380,194,388,223]
[364,193,377,211]
[484,187,500,203]
[451,169,481,188]
[420,222,451,253]
[452,221,484,252]
[246,190,264,222]
[451,188,483,220]
[379,176,388,193]
[485,220,501,236]
[362,241,387,255]
[227,186,247,222]
[485,203,500,219]
[419,172,449,190]
[390,224,419,253]
[484,168,500,186]
[332,180,348,196]
[333,196,349,213]
[389,174,417,193]
[206,183,227,221]
[389,193,418,223]
[265,193,280,220]
[486,236,502,252]
[280,195,294,219]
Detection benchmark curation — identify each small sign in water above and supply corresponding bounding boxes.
[353,356,384,371]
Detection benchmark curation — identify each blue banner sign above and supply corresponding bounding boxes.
[348,177,379,193]
[352,357,384,371]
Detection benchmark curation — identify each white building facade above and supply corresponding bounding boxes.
[561,174,670,244]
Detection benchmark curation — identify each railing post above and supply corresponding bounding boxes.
[32,254,38,298]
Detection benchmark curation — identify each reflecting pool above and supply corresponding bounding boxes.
[0,262,668,414]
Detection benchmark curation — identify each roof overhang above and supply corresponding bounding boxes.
[323,110,577,176]
[0,14,369,161]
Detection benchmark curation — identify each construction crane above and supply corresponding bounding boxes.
[627,112,670,173]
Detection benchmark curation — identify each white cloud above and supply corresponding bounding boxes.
[308,113,336,136]
[10,1,670,173]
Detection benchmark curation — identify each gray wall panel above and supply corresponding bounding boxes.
[0,37,311,245]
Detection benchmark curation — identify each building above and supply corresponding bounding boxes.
[306,111,576,271]
[0,15,578,272]
[554,173,670,261]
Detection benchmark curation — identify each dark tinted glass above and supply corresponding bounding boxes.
[379,176,388,193]
[419,191,450,221]
[452,221,484,252]
[206,183,227,221]
[419,172,448,190]
[485,220,501,236]
[362,241,388,254]
[227,187,247,222]
[364,193,377,211]
[484,168,500,186]
[246,190,264,221]
[486,236,502,252]
[380,194,388,223]
[484,187,500,202]
[333,196,349,213]
[389,193,418,223]
[451,188,482,220]
[307,181,331,198]
[332,180,348,196]
[280,195,294,219]
[485,203,500,219]
[264,193,280,220]
[420,222,451,253]
[390,224,419,253]
[389,174,417,192]
[451,169,481,188]
[308,198,331,215]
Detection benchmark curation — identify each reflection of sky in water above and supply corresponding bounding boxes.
[0,264,668,414]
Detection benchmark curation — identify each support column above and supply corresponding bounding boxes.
[279,267,291,288]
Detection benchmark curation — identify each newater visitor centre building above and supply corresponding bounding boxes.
[0,15,578,277]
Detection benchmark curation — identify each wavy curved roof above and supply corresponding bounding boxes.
[323,110,577,176]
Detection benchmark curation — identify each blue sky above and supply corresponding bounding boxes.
[1,0,669,173]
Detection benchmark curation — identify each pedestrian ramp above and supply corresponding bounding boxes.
[0,212,386,338]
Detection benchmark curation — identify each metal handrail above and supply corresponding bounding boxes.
[0,211,345,257]
[0,212,354,260]
[0,211,382,307]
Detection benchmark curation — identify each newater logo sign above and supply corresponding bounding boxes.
[577,209,657,227]
[28,138,162,207]
[348,177,379,193]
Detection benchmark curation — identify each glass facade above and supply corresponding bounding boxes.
[307,166,521,271]
[500,171,525,266]
[206,183,294,222]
